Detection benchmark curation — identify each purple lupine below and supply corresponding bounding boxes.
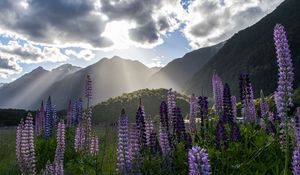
[189,94,197,133]
[216,121,227,150]
[274,24,294,115]
[293,108,300,175]
[72,101,77,126]
[39,101,45,132]
[67,100,72,127]
[212,71,223,114]
[167,88,177,133]
[260,90,269,117]
[35,110,41,136]
[90,133,99,156]
[53,120,65,175]
[77,98,83,123]
[16,113,36,174]
[145,117,155,147]
[117,109,131,174]
[85,74,92,108]
[172,107,186,142]
[52,104,58,127]
[159,125,171,155]
[274,24,294,149]
[231,96,237,122]
[222,83,234,124]
[230,122,241,142]
[74,126,86,152]
[136,104,147,146]
[240,74,256,123]
[160,101,169,131]
[188,145,211,175]
[199,96,209,131]
[44,96,53,138]
[129,124,141,173]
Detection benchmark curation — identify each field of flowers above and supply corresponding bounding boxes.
[1,24,299,175]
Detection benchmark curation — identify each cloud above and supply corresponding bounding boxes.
[0,41,67,63]
[65,49,95,61]
[0,0,186,49]
[0,55,22,78]
[0,0,112,48]
[183,0,284,48]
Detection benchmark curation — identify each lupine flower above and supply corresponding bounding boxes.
[260,90,269,117]
[189,94,197,133]
[212,72,223,114]
[90,133,99,156]
[53,120,65,175]
[16,113,36,175]
[145,117,155,147]
[273,24,294,154]
[216,121,227,150]
[85,74,92,108]
[71,101,78,126]
[222,83,234,124]
[44,96,53,138]
[167,89,177,132]
[160,101,169,130]
[77,98,83,123]
[274,24,294,145]
[74,126,86,152]
[230,122,241,142]
[159,125,171,155]
[136,105,146,146]
[67,100,72,127]
[231,96,237,122]
[240,74,256,123]
[129,124,141,173]
[52,104,58,127]
[35,110,41,136]
[199,96,209,130]
[117,109,131,174]
[293,108,300,175]
[188,145,211,175]
[172,107,186,142]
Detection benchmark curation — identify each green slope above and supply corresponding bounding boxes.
[92,88,189,124]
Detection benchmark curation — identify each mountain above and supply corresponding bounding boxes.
[92,88,189,124]
[184,0,300,98]
[148,43,223,90]
[0,64,81,109]
[42,56,158,109]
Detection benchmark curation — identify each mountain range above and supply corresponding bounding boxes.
[0,0,299,110]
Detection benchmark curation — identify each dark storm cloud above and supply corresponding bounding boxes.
[0,58,17,71]
[129,22,160,44]
[0,0,113,48]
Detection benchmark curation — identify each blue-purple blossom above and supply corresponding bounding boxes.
[159,125,171,155]
[199,96,209,134]
[44,96,53,138]
[212,72,223,114]
[188,145,211,175]
[117,109,131,174]
[260,90,270,117]
[239,74,256,123]
[172,107,186,142]
[67,100,72,127]
[85,74,92,108]
[231,96,237,122]
[189,94,197,133]
[216,121,227,150]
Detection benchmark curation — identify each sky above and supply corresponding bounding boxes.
[0,0,284,83]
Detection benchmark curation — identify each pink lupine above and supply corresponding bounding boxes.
[16,113,36,175]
